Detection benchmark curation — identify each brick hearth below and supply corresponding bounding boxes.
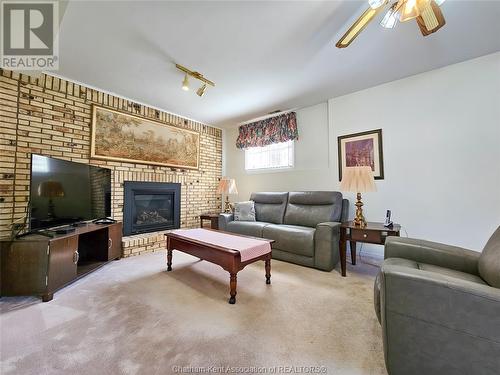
[122,231,168,258]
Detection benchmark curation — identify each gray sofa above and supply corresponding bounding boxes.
[374,226,500,375]
[219,191,349,271]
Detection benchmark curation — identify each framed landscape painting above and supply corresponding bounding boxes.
[91,106,200,169]
[338,129,384,181]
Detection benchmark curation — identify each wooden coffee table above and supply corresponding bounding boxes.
[165,229,274,304]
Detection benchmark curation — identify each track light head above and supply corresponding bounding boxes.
[196,84,207,97]
[182,74,189,91]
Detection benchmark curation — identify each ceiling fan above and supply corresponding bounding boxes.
[336,0,447,48]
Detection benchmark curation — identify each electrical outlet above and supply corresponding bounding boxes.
[3,174,14,179]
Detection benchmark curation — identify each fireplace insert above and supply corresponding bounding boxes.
[123,182,181,236]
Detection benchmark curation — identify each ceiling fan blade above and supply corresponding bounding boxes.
[416,0,446,36]
[336,6,386,48]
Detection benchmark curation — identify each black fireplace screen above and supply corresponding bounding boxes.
[123,182,180,236]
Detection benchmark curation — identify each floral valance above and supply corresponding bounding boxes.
[236,112,298,149]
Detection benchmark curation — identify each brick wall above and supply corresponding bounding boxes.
[0,69,222,243]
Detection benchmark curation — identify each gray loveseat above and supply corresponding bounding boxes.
[219,192,348,271]
[374,226,500,374]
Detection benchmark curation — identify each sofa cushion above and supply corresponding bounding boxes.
[284,191,343,228]
[250,192,288,224]
[233,201,256,222]
[478,226,500,288]
[262,224,315,257]
[226,221,270,238]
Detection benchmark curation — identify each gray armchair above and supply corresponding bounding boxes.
[374,226,500,375]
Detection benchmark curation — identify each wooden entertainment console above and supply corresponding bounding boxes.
[0,222,122,302]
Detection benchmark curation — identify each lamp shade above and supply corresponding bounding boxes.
[216,178,238,195]
[340,167,377,193]
[38,181,65,198]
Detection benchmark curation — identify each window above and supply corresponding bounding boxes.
[245,141,294,171]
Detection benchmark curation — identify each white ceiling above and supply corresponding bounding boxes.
[58,1,500,127]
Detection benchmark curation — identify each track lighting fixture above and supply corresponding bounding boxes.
[176,64,215,97]
[196,84,207,97]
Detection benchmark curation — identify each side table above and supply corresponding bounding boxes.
[200,213,220,230]
[339,221,401,277]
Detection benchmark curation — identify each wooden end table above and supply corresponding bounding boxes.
[200,212,220,230]
[339,221,401,277]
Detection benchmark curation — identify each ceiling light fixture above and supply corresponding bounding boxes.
[398,0,431,22]
[380,2,399,28]
[336,0,447,48]
[176,64,215,97]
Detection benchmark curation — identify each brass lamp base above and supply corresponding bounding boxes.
[223,196,232,213]
[353,192,366,227]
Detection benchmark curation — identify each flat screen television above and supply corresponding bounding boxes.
[29,154,112,231]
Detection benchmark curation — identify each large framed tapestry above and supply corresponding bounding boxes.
[91,106,200,169]
[338,129,384,181]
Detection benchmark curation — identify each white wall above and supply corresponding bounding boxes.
[224,52,500,253]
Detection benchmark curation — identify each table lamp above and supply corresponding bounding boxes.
[339,166,376,227]
[38,180,65,218]
[216,177,238,213]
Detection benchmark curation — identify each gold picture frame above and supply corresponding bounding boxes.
[91,106,200,170]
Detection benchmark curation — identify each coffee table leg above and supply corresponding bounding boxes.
[229,273,237,304]
[265,258,271,285]
[167,249,173,271]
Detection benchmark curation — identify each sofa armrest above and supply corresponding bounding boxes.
[379,264,500,373]
[314,222,341,271]
[384,237,480,275]
[218,213,234,231]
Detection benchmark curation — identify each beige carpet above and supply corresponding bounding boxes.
[0,250,387,375]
